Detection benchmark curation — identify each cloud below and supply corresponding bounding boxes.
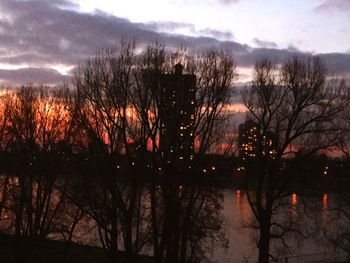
[0,0,245,79]
[287,44,300,52]
[145,21,234,40]
[0,68,70,86]
[315,0,350,13]
[198,28,234,40]
[144,21,196,32]
[318,53,350,75]
[0,0,349,85]
[218,0,240,5]
[253,38,278,49]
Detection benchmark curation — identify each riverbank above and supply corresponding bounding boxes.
[0,233,154,263]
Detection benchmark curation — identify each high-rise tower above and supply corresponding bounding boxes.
[238,120,276,160]
[159,63,196,166]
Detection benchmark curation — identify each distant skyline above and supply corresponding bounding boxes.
[0,0,349,85]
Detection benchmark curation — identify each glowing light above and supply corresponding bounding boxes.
[236,189,241,206]
[291,193,297,205]
[323,194,328,209]
[323,165,329,176]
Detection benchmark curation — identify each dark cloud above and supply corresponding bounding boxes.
[0,0,349,85]
[0,0,245,69]
[144,21,196,32]
[0,68,70,86]
[198,28,233,40]
[286,44,301,53]
[253,38,278,49]
[315,0,350,13]
[235,47,350,77]
[318,53,350,75]
[145,21,233,40]
[236,49,285,67]
[0,0,160,66]
[218,0,240,5]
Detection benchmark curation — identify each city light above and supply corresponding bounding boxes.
[292,193,297,205]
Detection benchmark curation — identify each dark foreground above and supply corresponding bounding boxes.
[0,234,153,263]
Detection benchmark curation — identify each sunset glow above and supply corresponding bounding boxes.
[0,1,349,262]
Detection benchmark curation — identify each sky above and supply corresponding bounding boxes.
[0,0,349,85]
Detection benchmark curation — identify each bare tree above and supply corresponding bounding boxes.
[0,86,78,262]
[323,79,350,256]
[71,40,150,263]
[71,40,237,263]
[134,47,237,263]
[0,90,12,226]
[242,56,344,262]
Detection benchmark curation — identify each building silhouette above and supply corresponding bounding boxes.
[238,120,276,160]
[159,63,196,166]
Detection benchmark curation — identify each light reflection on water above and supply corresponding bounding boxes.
[0,179,343,262]
[210,190,340,263]
[292,193,297,206]
[323,194,328,210]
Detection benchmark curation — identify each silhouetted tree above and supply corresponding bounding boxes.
[133,46,236,263]
[71,41,236,263]
[0,90,12,226]
[0,86,78,262]
[323,80,350,256]
[71,40,149,263]
[242,56,344,262]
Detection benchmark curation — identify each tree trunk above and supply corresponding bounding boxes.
[124,216,135,263]
[258,217,271,263]
[151,175,164,263]
[165,188,180,263]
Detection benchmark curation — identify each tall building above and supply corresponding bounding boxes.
[238,120,257,159]
[238,120,276,160]
[159,63,196,165]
